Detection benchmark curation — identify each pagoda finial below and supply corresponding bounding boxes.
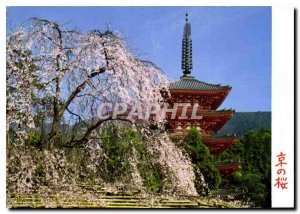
[181,13,193,78]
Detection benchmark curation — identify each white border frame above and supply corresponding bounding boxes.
[0,0,296,211]
[272,6,294,208]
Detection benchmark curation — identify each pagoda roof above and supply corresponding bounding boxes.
[169,76,231,91]
[215,161,241,177]
[203,136,237,155]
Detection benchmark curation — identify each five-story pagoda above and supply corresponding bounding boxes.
[164,14,240,177]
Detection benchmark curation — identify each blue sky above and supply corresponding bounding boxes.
[7,6,271,112]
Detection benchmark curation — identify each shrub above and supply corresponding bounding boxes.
[28,132,42,147]
[132,133,163,193]
[184,127,221,192]
[140,167,163,193]
[101,125,132,182]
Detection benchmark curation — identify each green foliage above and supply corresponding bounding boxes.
[242,173,267,206]
[195,160,221,192]
[99,125,164,193]
[217,129,271,207]
[242,130,271,177]
[184,127,221,192]
[63,147,89,181]
[140,168,162,193]
[241,129,271,207]
[100,125,133,182]
[185,127,211,162]
[35,163,45,177]
[132,134,163,193]
[28,132,42,147]
[217,112,271,137]
[215,140,244,162]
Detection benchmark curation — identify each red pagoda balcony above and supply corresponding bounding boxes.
[202,135,237,155]
[214,161,241,177]
[166,109,235,136]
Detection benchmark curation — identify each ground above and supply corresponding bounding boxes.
[7,183,249,208]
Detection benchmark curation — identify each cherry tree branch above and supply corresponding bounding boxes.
[68,117,132,146]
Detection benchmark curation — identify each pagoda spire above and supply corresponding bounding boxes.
[181,13,193,78]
